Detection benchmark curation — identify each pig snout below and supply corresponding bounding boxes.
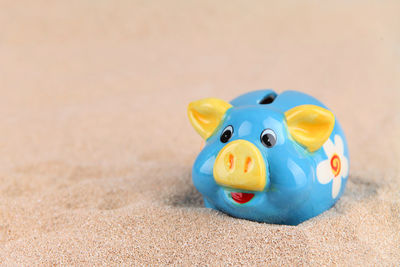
[213,139,267,191]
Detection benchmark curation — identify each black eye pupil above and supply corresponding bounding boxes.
[220,126,233,143]
[262,134,274,147]
[220,131,232,143]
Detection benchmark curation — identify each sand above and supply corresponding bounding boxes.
[0,0,399,265]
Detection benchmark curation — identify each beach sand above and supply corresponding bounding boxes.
[0,0,399,265]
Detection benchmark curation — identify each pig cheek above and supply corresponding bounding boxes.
[267,157,314,208]
[192,148,221,197]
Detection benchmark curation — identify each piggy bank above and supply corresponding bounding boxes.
[187,90,349,225]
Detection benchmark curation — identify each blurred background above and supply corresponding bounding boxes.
[0,0,399,265]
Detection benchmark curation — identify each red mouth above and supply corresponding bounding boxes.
[230,192,255,204]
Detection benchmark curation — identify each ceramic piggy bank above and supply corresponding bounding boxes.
[187,90,349,225]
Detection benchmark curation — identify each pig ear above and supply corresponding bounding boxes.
[188,98,232,140]
[285,105,335,152]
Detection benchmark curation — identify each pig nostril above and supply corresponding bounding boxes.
[244,157,252,173]
[228,154,234,170]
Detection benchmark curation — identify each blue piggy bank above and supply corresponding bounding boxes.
[187,90,349,225]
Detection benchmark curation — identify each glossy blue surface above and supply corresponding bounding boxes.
[191,90,349,225]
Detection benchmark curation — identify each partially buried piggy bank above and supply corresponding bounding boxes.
[187,90,349,225]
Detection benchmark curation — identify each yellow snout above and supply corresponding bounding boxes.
[213,140,267,191]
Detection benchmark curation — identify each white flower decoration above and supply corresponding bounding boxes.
[316,135,349,198]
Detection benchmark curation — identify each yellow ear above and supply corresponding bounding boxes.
[188,98,232,140]
[285,105,335,152]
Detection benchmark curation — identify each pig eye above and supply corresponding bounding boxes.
[220,125,233,143]
[260,129,277,148]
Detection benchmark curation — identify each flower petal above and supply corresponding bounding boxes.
[334,135,344,156]
[317,160,334,184]
[322,138,335,158]
[332,176,342,198]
